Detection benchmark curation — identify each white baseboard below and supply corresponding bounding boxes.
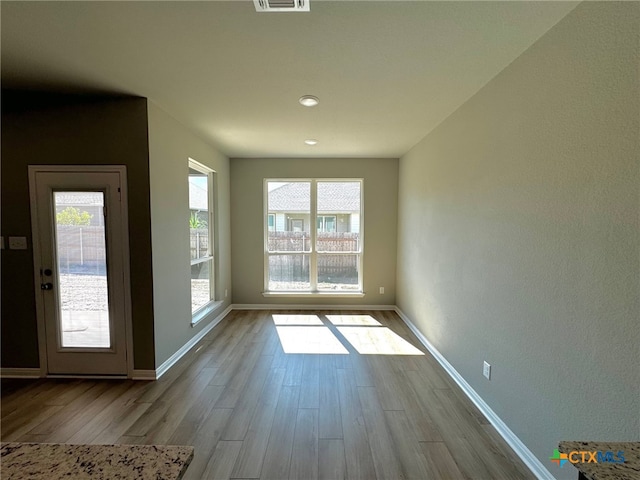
[394,307,555,480]
[0,368,42,378]
[232,303,396,311]
[155,305,233,379]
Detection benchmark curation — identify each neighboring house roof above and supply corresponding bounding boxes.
[268,182,360,212]
[189,179,208,211]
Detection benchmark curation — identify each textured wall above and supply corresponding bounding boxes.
[396,3,639,478]
[230,158,398,305]
[147,102,232,367]
[1,95,155,370]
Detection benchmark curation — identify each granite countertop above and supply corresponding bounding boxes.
[0,443,194,480]
[559,441,640,480]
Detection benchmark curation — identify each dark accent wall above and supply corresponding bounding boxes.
[1,92,155,370]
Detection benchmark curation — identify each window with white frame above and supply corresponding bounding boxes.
[265,179,362,293]
[189,159,215,313]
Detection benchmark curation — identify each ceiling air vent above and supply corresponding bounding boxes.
[253,0,309,12]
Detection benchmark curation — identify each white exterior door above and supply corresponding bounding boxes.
[29,166,131,375]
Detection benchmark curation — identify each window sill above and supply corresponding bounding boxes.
[191,300,224,327]
[262,291,366,298]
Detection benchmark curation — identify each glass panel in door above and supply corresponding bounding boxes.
[54,191,110,348]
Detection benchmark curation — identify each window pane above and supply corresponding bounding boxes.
[317,231,359,252]
[190,227,209,261]
[317,182,360,252]
[267,181,311,252]
[325,216,336,232]
[317,254,359,291]
[268,232,310,252]
[268,254,310,290]
[317,216,337,233]
[54,191,110,348]
[189,171,209,260]
[191,260,211,312]
[290,218,304,232]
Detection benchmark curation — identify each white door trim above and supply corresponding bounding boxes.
[28,165,135,378]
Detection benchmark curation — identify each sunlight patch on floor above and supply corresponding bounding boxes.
[325,314,382,326]
[336,326,425,355]
[272,314,423,356]
[272,314,324,325]
[276,326,349,354]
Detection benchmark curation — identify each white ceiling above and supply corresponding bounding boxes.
[1,1,578,158]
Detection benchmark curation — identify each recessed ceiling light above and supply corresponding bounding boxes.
[299,95,319,107]
[304,139,318,145]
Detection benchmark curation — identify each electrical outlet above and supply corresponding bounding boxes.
[225,289,228,298]
[9,236,28,250]
[379,287,384,294]
[483,361,491,380]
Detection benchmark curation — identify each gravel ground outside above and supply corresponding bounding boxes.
[57,275,214,346]
[59,274,108,311]
[191,279,211,312]
[60,274,214,313]
[59,275,359,315]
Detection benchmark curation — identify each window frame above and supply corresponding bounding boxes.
[189,158,216,317]
[263,178,364,296]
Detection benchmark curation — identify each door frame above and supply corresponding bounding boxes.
[28,165,135,378]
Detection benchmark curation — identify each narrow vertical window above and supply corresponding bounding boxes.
[265,179,363,293]
[189,159,215,313]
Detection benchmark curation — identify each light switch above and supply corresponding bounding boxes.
[9,237,28,250]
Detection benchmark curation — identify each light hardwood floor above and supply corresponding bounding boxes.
[1,310,535,479]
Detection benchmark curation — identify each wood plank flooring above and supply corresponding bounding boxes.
[1,310,535,479]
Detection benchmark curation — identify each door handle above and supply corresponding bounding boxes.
[41,283,53,290]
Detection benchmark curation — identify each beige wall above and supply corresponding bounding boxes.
[147,102,232,367]
[396,3,639,478]
[1,94,155,370]
[230,158,398,305]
